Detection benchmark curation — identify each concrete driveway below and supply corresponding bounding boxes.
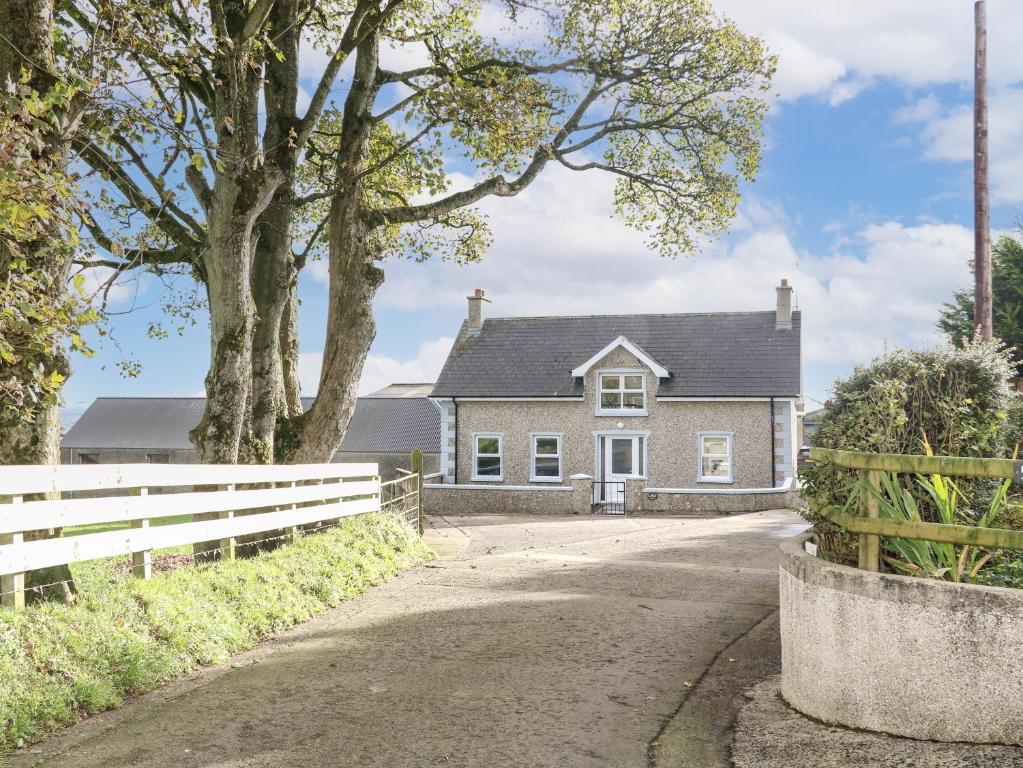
[14,511,805,768]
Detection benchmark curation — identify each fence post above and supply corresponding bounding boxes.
[858,470,881,571]
[285,480,299,543]
[0,494,25,610]
[411,450,424,535]
[219,483,236,561]
[130,487,152,579]
[1,495,26,609]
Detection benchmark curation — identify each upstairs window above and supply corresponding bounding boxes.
[597,371,647,415]
[531,434,563,482]
[698,433,733,483]
[472,433,503,481]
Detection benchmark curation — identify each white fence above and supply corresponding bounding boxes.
[0,462,385,609]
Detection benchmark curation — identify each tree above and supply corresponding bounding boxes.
[0,0,96,600]
[939,234,1023,365]
[70,0,776,465]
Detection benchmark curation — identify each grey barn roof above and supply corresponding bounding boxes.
[433,311,801,398]
[63,393,441,454]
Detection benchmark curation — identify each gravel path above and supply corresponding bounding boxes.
[12,511,803,768]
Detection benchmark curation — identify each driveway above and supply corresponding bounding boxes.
[14,511,805,768]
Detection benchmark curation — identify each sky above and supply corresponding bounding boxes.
[64,0,1023,417]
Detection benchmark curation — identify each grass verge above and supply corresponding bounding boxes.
[0,513,432,753]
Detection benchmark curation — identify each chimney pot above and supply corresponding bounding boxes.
[466,288,491,333]
[776,279,793,330]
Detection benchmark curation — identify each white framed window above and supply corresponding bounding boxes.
[596,370,647,415]
[530,433,563,482]
[472,433,504,481]
[698,432,733,483]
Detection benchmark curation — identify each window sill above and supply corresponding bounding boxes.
[471,476,504,482]
[697,477,735,484]
[596,410,648,417]
[530,476,563,484]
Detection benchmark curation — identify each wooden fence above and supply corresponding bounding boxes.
[0,460,428,610]
[810,447,1023,571]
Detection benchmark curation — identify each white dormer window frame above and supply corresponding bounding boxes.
[571,336,670,379]
[596,369,648,416]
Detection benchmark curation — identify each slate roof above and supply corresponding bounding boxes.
[432,311,801,398]
[62,394,441,454]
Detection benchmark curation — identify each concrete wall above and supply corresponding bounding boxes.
[780,535,1023,744]
[334,451,440,479]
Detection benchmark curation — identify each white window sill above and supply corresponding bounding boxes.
[471,475,504,482]
[596,410,648,417]
[697,477,734,484]
[530,476,563,484]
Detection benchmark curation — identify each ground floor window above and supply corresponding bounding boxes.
[698,433,733,482]
[530,433,562,482]
[472,433,504,481]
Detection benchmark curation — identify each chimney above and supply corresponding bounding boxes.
[466,288,491,333]
[776,279,793,330]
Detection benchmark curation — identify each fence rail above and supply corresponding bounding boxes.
[809,447,1023,571]
[0,458,426,610]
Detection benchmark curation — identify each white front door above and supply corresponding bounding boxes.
[602,436,636,505]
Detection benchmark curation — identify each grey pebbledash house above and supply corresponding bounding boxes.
[425,282,802,516]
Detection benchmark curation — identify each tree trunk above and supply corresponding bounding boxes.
[0,0,75,602]
[280,288,303,417]
[291,28,382,463]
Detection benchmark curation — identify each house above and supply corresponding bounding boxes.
[802,405,828,446]
[61,384,441,477]
[426,283,802,515]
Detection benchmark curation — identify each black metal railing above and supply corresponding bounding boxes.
[592,480,626,515]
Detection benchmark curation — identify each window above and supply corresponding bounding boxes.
[597,371,647,415]
[146,453,169,464]
[699,433,733,483]
[531,434,563,482]
[472,433,503,481]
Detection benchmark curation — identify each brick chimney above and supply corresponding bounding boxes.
[466,288,490,333]
[776,279,793,330]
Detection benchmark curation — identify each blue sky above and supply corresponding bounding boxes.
[65,0,1023,416]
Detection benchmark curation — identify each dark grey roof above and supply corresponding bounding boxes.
[62,398,206,450]
[366,383,436,398]
[339,397,441,454]
[433,311,801,398]
[63,395,441,454]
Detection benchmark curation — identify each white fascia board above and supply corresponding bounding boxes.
[571,336,670,379]
[455,397,583,402]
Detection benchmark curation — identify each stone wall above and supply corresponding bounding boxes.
[780,535,1023,744]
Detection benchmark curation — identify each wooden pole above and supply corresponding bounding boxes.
[974,0,993,340]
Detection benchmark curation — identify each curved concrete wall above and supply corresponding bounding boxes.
[780,536,1023,744]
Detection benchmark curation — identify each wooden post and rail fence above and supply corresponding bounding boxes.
[809,447,1023,572]
[0,455,431,611]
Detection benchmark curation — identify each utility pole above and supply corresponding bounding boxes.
[974,0,993,340]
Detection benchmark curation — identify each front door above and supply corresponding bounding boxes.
[602,436,636,510]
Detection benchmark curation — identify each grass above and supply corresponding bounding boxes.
[0,513,432,753]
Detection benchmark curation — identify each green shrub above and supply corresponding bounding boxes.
[800,337,1017,564]
[0,514,432,752]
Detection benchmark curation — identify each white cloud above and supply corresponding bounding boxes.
[373,165,972,402]
[901,87,1023,204]
[299,337,455,396]
[712,0,1023,103]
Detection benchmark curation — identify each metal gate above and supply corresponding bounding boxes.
[380,469,421,531]
[592,480,626,515]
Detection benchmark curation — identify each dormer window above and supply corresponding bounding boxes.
[597,370,647,416]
